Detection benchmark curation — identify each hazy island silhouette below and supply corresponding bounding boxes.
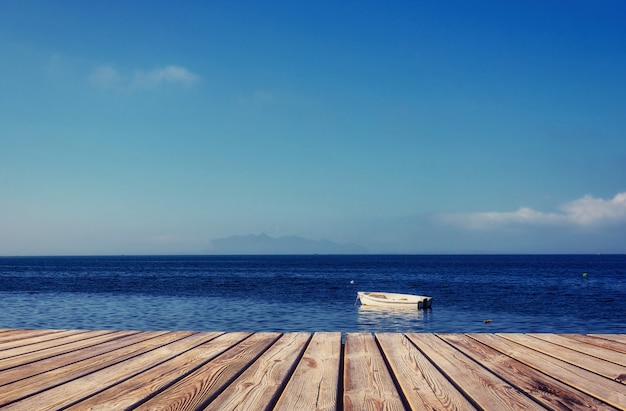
[208,233,368,255]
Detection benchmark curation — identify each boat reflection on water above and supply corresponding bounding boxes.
[356,305,432,332]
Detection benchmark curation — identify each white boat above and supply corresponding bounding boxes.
[357,291,432,309]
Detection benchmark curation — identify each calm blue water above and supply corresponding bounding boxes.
[1,255,624,333]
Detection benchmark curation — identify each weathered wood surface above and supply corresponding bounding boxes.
[0,329,624,410]
[273,332,341,411]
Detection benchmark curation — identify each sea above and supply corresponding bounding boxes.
[1,254,625,334]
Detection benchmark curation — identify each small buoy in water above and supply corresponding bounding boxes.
[483,319,492,324]
[583,273,588,277]
[350,280,354,284]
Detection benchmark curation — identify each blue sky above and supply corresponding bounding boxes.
[1,1,625,255]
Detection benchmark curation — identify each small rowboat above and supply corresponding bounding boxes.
[357,291,432,309]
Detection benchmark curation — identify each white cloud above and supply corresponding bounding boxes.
[88,64,200,91]
[438,192,626,230]
[560,192,626,225]
[131,65,200,90]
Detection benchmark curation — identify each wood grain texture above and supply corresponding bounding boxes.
[376,332,476,411]
[0,331,192,408]
[471,333,626,410]
[203,333,311,411]
[66,332,251,410]
[0,329,65,346]
[2,332,221,410]
[530,333,626,367]
[564,334,626,355]
[590,334,626,345]
[0,329,624,411]
[135,332,281,410]
[0,330,148,384]
[273,332,341,411]
[343,333,405,411]
[0,330,95,359]
[500,333,626,382]
[440,333,615,411]
[0,330,138,373]
[407,333,545,410]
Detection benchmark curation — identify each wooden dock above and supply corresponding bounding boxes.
[0,329,624,410]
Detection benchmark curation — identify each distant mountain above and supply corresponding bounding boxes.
[208,233,368,255]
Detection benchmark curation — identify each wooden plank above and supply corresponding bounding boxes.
[440,333,615,411]
[564,334,626,355]
[0,329,65,346]
[500,334,626,382]
[406,333,545,410]
[0,330,146,384]
[0,331,192,407]
[0,330,137,372]
[273,332,341,411]
[203,333,311,411]
[589,334,626,346]
[0,330,92,357]
[66,332,250,410]
[343,333,405,411]
[0,329,624,411]
[2,332,222,410]
[135,332,281,410]
[376,332,476,410]
[530,334,626,366]
[471,333,626,410]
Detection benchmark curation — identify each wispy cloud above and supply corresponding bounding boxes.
[89,64,121,89]
[438,192,626,229]
[88,64,200,92]
[131,65,200,90]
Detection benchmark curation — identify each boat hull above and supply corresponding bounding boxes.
[357,292,432,309]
